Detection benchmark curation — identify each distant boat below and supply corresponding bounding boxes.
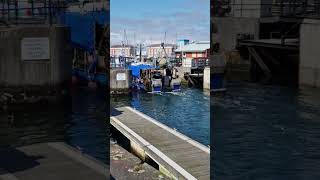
[58,10,109,87]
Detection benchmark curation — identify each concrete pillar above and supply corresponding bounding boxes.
[0,25,72,91]
[299,19,320,88]
[110,69,132,94]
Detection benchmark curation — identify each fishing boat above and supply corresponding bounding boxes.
[170,78,182,92]
[151,75,162,93]
[211,53,227,93]
[128,61,182,93]
[72,49,108,86]
[58,10,109,87]
[129,62,157,92]
[152,42,182,92]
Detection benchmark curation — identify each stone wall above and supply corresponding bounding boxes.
[0,25,72,89]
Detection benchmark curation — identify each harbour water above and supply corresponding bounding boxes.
[212,81,320,179]
[111,88,210,146]
[0,87,108,164]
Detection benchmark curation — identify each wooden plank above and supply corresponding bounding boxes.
[248,47,272,81]
[111,106,210,180]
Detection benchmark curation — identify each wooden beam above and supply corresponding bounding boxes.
[248,47,272,81]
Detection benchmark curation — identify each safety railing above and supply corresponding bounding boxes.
[212,0,320,18]
[0,0,108,25]
[0,0,67,25]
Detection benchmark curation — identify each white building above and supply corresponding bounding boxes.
[175,41,210,67]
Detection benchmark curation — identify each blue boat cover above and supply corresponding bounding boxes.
[129,64,156,78]
[212,73,224,89]
[57,10,109,51]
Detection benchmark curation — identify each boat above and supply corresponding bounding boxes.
[211,53,227,93]
[148,67,182,93]
[58,10,109,87]
[128,62,182,93]
[129,62,157,92]
[170,78,182,92]
[151,78,162,93]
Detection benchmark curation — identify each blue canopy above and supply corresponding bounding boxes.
[129,64,156,78]
[57,10,109,51]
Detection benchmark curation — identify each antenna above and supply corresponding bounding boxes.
[176,32,178,44]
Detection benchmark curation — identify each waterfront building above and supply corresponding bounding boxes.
[110,45,135,57]
[176,39,190,48]
[175,41,210,67]
[147,43,176,58]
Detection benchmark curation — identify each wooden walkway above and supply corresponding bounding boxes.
[0,142,108,180]
[111,106,210,180]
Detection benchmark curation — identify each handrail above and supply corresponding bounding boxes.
[0,0,67,25]
[212,1,320,17]
[0,0,109,25]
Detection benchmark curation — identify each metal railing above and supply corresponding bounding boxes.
[0,0,67,25]
[212,0,320,18]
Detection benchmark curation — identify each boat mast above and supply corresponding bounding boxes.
[139,43,142,62]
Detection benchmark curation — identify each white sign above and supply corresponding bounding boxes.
[116,73,126,81]
[21,38,50,60]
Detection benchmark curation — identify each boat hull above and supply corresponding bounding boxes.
[73,68,107,86]
[211,73,226,92]
[211,54,227,92]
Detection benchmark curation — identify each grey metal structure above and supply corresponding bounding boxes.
[0,0,68,25]
[212,0,320,18]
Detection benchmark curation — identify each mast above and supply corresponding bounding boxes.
[139,43,142,62]
[162,31,168,58]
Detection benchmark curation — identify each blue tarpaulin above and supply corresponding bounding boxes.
[128,64,156,78]
[212,73,224,89]
[58,11,109,51]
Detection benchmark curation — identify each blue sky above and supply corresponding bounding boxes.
[110,0,210,45]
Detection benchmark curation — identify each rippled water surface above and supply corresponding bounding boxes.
[212,81,320,180]
[111,88,210,146]
[0,87,108,164]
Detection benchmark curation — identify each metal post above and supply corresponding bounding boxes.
[140,43,142,62]
[293,0,296,16]
[49,0,52,25]
[31,0,34,16]
[280,0,283,16]
[1,0,4,17]
[1,0,3,17]
[240,0,243,17]
[44,0,47,21]
[6,0,9,20]
[14,0,17,24]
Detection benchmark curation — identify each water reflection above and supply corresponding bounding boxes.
[0,87,108,164]
[212,82,320,179]
[0,103,69,148]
